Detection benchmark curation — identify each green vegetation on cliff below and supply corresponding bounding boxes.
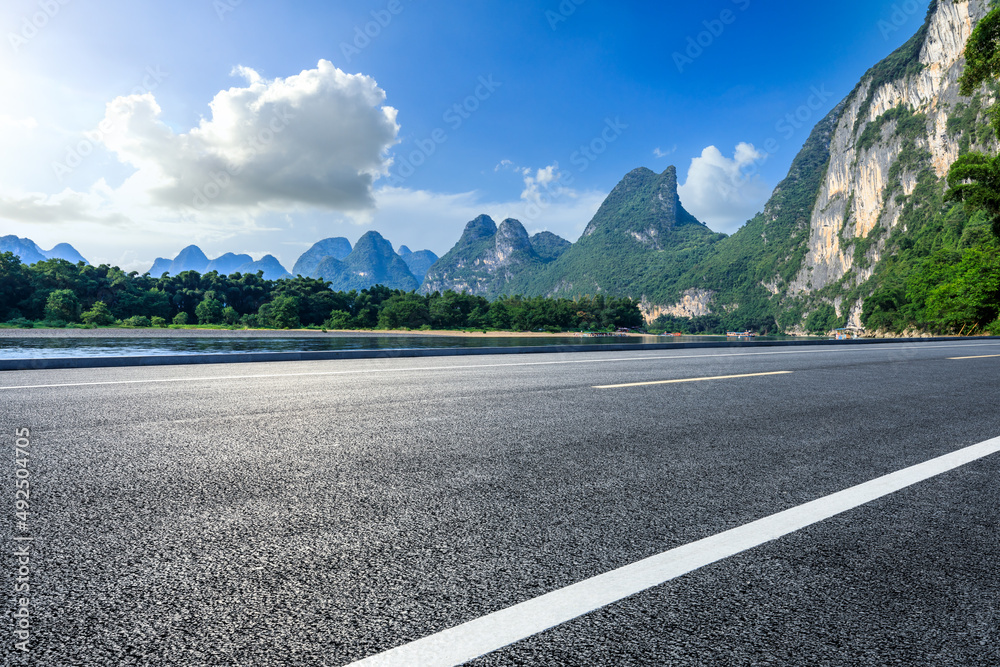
[511,166,724,303]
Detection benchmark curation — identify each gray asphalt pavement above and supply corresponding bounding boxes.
[2,340,999,665]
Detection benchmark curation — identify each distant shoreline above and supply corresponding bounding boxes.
[0,327,663,340]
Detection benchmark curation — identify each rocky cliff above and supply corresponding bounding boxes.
[782,0,993,329]
[652,0,997,333]
[420,216,568,298]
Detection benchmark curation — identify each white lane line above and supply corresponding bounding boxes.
[2,340,999,391]
[344,436,1000,667]
[594,371,792,389]
[950,354,1000,360]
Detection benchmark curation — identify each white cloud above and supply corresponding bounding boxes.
[678,143,771,234]
[519,163,560,206]
[653,146,676,158]
[0,115,38,132]
[96,59,399,212]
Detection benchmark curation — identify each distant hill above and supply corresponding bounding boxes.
[292,237,353,277]
[236,255,291,281]
[312,231,419,291]
[147,246,287,278]
[420,216,568,298]
[510,166,723,301]
[0,235,89,265]
[206,252,253,275]
[397,246,439,282]
[528,232,571,263]
[149,245,210,276]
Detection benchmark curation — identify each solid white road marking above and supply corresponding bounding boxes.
[344,436,1000,667]
[1,340,999,391]
[593,370,792,388]
[950,354,1000,360]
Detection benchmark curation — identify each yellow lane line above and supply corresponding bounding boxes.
[593,370,793,389]
[949,354,1000,360]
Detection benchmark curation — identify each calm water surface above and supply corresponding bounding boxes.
[0,334,769,359]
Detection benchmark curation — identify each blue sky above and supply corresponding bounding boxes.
[0,0,932,271]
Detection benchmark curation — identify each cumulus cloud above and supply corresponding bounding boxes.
[0,184,128,226]
[677,143,771,234]
[519,163,561,206]
[96,59,399,212]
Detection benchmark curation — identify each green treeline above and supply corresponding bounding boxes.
[0,252,644,332]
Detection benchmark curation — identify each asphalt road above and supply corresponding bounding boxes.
[2,340,999,666]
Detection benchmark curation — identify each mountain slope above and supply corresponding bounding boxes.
[206,253,253,275]
[420,216,568,298]
[292,237,353,277]
[647,0,997,334]
[0,236,89,265]
[397,246,439,282]
[236,255,291,281]
[528,232,571,263]
[313,231,419,292]
[511,166,723,300]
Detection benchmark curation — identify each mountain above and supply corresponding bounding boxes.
[420,216,570,298]
[292,237,353,277]
[0,236,89,265]
[509,166,724,300]
[148,246,280,278]
[397,246,439,282]
[148,245,211,275]
[47,243,88,264]
[311,231,419,291]
[644,0,998,334]
[206,253,253,275]
[235,255,291,281]
[528,232,571,263]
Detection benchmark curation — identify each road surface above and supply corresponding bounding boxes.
[2,340,999,665]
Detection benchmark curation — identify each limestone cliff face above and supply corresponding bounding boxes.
[787,0,993,328]
[642,290,715,321]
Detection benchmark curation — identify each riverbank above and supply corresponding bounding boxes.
[0,327,648,340]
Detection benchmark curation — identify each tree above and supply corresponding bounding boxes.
[325,310,355,329]
[378,294,430,329]
[946,152,1000,238]
[258,295,300,329]
[172,312,189,326]
[195,292,224,324]
[81,301,116,326]
[947,7,1000,238]
[960,8,1000,133]
[0,252,32,321]
[44,289,81,322]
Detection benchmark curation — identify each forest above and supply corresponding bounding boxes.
[0,253,644,332]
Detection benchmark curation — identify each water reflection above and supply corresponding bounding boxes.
[0,333,799,360]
